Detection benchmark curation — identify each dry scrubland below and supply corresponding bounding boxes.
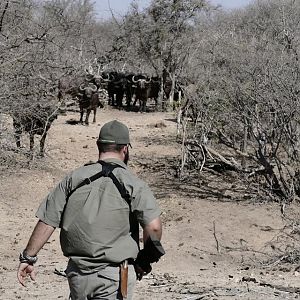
[0,108,300,299]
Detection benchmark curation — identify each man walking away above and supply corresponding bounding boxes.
[17,120,164,300]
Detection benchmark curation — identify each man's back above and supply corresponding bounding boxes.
[36,158,160,273]
[60,160,139,271]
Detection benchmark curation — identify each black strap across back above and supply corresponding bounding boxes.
[64,160,139,244]
[67,160,131,211]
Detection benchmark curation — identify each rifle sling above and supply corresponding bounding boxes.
[63,160,139,245]
[66,160,131,211]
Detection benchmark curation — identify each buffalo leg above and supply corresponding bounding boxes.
[108,92,114,106]
[79,104,84,124]
[112,95,115,106]
[80,111,84,124]
[92,108,97,123]
[154,97,158,111]
[126,91,132,107]
[139,99,146,112]
[116,92,123,107]
[132,96,140,109]
[85,109,91,125]
[142,100,146,112]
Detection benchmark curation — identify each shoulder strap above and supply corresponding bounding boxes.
[66,161,131,210]
[98,161,131,210]
[99,161,138,243]
[64,161,139,244]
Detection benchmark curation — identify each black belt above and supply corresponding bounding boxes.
[128,258,135,265]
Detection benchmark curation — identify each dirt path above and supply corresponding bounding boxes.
[1,108,300,299]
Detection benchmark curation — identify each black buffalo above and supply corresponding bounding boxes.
[58,74,105,124]
[131,75,162,112]
[124,73,137,108]
[12,104,59,156]
[132,74,152,112]
[148,76,161,108]
[102,71,128,107]
[77,83,102,125]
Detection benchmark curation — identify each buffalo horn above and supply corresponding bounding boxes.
[132,76,139,83]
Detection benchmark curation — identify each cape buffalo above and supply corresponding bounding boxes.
[12,104,59,156]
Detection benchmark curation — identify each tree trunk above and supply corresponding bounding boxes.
[169,73,175,109]
[159,71,165,111]
[241,120,248,169]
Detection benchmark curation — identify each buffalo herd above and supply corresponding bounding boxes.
[75,70,184,113]
[82,71,162,113]
[10,70,184,156]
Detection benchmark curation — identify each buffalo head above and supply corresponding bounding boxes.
[132,75,151,89]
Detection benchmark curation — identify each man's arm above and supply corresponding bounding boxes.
[142,216,162,242]
[17,220,55,286]
[135,216,163,280]
[23,220,56,256]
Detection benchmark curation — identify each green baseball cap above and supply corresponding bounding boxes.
[98,120,131,145]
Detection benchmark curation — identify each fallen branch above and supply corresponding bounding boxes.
[259,281,300,294]
[241,274,300,294]
[184,293,212,300]
[205,146,242,171]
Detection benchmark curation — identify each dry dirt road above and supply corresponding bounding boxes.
[1,107,300,300]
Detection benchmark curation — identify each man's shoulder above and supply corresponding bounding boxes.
[70,161,101,180]
[84,160,98,167]
[116,167,146,188]
[70,160,145,186]
[71,161,99,173]
[72,160,129,180]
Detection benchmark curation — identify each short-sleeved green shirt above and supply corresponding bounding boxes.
[36,158,161,272]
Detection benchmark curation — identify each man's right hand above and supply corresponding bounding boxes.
[134,263,152,281]
[17,263,36,286]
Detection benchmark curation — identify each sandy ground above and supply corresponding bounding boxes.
[1,106,300,300]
